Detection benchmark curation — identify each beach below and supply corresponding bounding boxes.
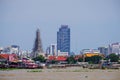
[0,67,120,80]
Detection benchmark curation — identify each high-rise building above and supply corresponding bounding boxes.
[46,44,57,56]
[98,47,108,57]
[57,25,70,55]
[32,29,43,58]
[108,42,120,55]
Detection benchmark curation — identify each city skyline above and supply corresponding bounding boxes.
[0,0,120,53]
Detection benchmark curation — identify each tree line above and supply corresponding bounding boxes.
[32,53,119,64]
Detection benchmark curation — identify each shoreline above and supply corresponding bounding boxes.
[0,67,120,80]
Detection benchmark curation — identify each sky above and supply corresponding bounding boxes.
[0,0,120,54]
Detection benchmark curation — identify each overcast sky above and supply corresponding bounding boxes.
[0,0,120,54]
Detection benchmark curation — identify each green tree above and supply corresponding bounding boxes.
[32,55,45,62]
[85,57,93,64]
[85,55,102,64]
[51,60,58,64]
[78,58,83,62]
[107,53,119,62]
[66,56,76,64]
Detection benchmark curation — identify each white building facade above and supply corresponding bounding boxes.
[80,49,100,54]
[108,42,120,55]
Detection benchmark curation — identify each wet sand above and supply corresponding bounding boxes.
[0,67,120,80]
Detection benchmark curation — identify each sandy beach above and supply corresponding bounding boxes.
[0,67,120,80]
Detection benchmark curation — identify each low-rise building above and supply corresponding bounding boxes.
[84,53,101,57]
[80,49,100,54]
[57,50,68,56]
[2,45,20,55]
